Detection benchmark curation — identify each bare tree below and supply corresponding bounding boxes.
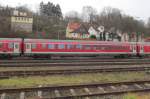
[97,7,122,32]
[147,18,150,29]
[65,11,81,22]
[81,6,97,23]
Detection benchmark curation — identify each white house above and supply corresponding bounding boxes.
[88,26,100,39]
[105,32,110,41]
[121,33,129,42]
[88,26,110,40]
[88,27,98,35]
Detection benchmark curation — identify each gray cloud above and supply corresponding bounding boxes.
[0,0,149,21]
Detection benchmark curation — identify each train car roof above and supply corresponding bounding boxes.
[139,42,150,45]
[24,38,134,45]
[0,38,22,42]
[0,38,22,40]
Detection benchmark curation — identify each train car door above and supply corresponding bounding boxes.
[14,43,20,53]
[139,44,144,54]
[26,43,31,53]
[132,44,136,54]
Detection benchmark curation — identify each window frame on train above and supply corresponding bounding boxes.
[48,44,55,49]
[8,43,14,49]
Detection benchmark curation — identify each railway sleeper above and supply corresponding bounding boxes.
[0,81,150,98]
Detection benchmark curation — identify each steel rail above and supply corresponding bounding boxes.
[1,80,150,99]
[0,66,150,78]
[1,62,150,67]
[0,58,149,63]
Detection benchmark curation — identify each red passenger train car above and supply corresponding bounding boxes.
[0,38,22,58]
[138,42,150,56]
[0,38,149,58]
[23,39,136,57]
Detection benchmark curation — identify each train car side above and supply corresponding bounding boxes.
[0,38,145,58]
[23,39,136,58]
[0,38,22,58]
[138,42,150,57]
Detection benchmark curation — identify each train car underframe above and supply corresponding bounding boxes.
[0,53,21,59]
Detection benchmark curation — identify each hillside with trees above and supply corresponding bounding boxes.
[0,2,150,39]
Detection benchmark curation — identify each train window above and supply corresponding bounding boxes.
[116,46,119,49]
[85,45,91,50]
[106,45,111,50]
[26,44,30,49]
[8,43,14,49]
[109,46,112,50]
[119,46,122,50]
[48,44,54,49]
[58,44,65,49]
[141,46,143,50]
[15,44,18,49]
[76,44,82,49]
[94,45,98,50]
[124,46,126,50]
[32,44,36,49]
[110,45,114,50]
[0,43,2,48]
[134,46,136,50]
[67,44,73,49]
[42,44,46,48]
[99,45,104,50]
[93,45,97,50]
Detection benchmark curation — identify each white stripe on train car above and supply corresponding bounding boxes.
[24,52,135,54]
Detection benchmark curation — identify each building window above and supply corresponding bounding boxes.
[32,44,36,49]
[8,43,14,49]
[48,44,54,49]
[72,33,78,38]
[58,44,65,49]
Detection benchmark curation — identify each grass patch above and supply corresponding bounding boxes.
[0,72,149,88]
[123,93,150,99]
[124,94,137,99]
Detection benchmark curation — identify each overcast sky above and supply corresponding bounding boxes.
[0,0,149,21]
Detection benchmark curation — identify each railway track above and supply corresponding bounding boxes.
[0,59,150,78]
[1,61,150,67]
[0,66,150,78]
[1,80,150,99]
[0,58,150,63]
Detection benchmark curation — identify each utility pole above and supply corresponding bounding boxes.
[58,32,60,40]
[136,32,140,42]
[98,26,104,41]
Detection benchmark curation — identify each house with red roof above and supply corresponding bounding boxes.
[66,22,90,39]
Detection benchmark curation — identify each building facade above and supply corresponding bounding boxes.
[10,10,33,32]
[66,22,139,42]
[66,22,89,39]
